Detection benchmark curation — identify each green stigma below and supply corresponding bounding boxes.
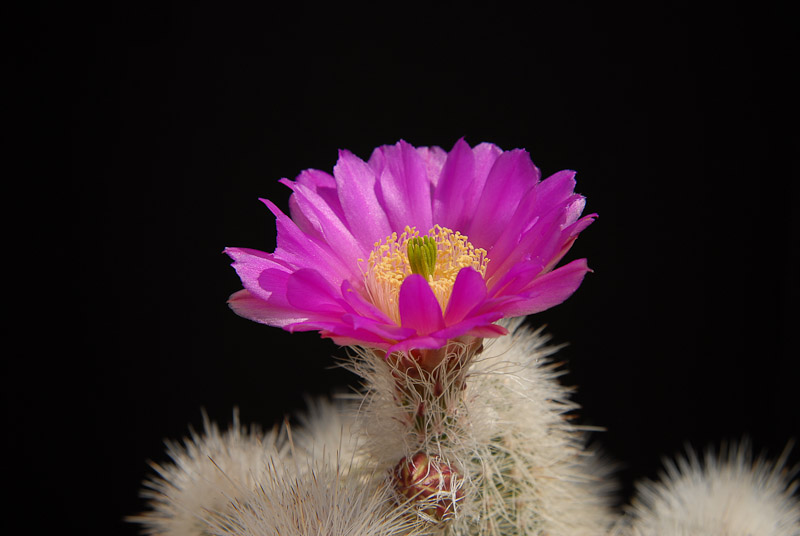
[407,235,437,279]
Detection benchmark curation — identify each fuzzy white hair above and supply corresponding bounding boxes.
[619,442,800,536]
[132,401,430,536]
[200,398,429,536]
[201,452,427,536]
[129,409,286,536]
[289,394,366,476]
[458,319,617,535]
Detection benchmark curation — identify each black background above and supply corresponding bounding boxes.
[12,1,798,534]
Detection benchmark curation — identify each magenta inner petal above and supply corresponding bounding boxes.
[398,274,446,335]
[339,280,395,324]
[444,267,488,324]
[340,313,416,341]
[465,323,509,338]
[433,310,506,341]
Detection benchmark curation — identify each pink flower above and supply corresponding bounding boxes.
[225,139,595,356]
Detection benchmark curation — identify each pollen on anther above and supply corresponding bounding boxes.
[363,226,488,324]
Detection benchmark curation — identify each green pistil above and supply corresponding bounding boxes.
[407,235,437,279]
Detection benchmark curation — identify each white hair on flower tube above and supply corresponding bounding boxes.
[128,409,286,536]
[619,442,800,536]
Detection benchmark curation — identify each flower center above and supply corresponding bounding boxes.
[364,225,488,324]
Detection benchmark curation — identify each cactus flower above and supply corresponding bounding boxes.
[226,139,594,356]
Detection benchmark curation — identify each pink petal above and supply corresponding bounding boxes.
[489,258,551,298]
[415,145,448,189]
[443,267,488,324]
[261,199,353,284]
[398,274,446,335]
[287,319,393,347]
[279,178,365,280]
[332,149,392,249]
[372,140,433,232]
[284,170,344,239]
[390,306,509,353]
[485,169,591,281]
[531,169,578,213]
[285,268,348,315]
[463,323,509,338]
[471,143,505,196]
[432,140,506,234]
[226,247,292,300]
[466,149,540,249]
[226,246,283,276]
[540,214,597,273]
[324,332,392,349]
[486,203,568,284]
[564,196,587,227]
[340,313,416,341]
[227,289,309,327]
[339,280,395,324]
[498,258,591,317]
[566,212,597,238]
[516,197,593,272]
[439,142,503,234]
[432,138,475,230]
[292,169,345,221]
[433,311,507,341]
[387,335,449,355]
[471,293,527,316]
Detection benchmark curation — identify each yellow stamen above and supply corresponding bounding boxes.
[364,226,488,324]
